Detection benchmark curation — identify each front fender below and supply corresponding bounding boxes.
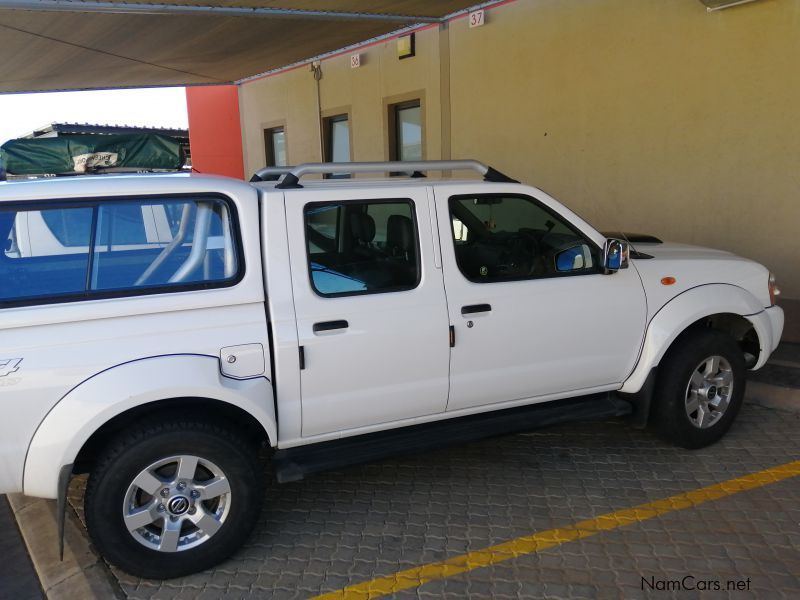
[23,354,276,499]
[620,284,769,394]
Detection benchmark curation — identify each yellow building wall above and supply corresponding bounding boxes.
[448,0,800,304]
[239,25,445,172]
[239,0,800,323]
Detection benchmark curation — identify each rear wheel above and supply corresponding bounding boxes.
[653,329,746,449]
[85,418,266,579]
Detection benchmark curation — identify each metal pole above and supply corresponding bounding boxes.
[311,62,325,164]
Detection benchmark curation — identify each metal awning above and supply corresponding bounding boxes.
[0,0,481,93]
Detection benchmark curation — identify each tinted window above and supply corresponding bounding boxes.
[306,204,339,254]
[95,203,148,245]
[304,200,419,296]
[41,208,93,247]
[2,207,92,300]
[449,195,598,283]
[91,199,237,291]
[0,197,240,306]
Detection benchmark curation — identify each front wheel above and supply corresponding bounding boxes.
[652,329,746,449]
[84,418,266,579]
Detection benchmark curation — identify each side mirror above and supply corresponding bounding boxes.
[603,239,629,274]
[555,244,588,272]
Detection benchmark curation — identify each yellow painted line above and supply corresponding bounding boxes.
[313,459,800,600]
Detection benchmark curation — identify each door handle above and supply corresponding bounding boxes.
[461,303,492,315]
[313,320,349,333]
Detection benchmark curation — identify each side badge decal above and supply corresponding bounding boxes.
[0,358,22,377]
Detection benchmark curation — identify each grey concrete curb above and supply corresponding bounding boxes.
[7,494,123,600]
[747,380,800,413]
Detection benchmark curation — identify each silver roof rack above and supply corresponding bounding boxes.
[249,160,518,187]
[249,166,294,183]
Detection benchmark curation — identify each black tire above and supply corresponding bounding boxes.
[652,329,746,449]
[84,417,266,579]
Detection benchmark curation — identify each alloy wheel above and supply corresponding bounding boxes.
[122,455,232,552]
[684,355,734,429]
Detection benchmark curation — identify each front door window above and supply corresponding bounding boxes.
[449,194,599,283]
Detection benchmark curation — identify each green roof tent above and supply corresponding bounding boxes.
[0,133,185,177]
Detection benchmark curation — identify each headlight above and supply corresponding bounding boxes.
[769,272,781,306]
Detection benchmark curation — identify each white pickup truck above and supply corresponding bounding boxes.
[0,160,784,579]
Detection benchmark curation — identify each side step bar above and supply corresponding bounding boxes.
[273,394,632,483]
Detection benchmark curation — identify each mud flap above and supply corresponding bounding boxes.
[56,464,73,560]
[619,368,658,429]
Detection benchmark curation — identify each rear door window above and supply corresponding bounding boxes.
[304,199,420,296]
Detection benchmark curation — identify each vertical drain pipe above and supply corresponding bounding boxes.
[311,61,324,163]
[439,21,452,177]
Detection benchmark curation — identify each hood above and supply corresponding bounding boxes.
[630,241,771,318]
[634,241,734,261]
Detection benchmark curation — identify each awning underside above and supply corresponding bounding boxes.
[0,1,480,93]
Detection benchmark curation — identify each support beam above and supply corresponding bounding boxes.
[0,0,442,22]
[186,86,245,179]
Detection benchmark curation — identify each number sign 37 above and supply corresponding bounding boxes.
[469,9,485,28]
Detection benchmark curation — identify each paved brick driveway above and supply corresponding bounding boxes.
[64,399,800,599]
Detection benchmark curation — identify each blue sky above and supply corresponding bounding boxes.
[0,87,189,145]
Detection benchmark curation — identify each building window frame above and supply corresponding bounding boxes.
[388,99,423,164]
[263,123,287,167]
[322,109,352,179]
[384,92,425,173]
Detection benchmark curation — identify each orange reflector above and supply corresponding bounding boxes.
[661,277,676,285]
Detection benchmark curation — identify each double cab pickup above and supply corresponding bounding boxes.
[0,160,783,578]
